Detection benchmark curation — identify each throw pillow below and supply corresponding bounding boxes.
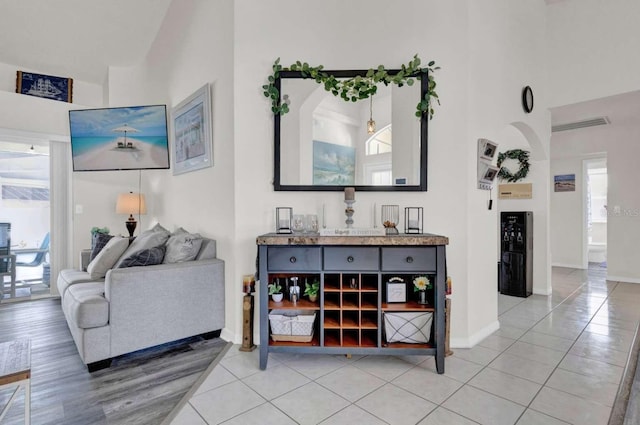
[87,236,130,279]
[114,223,170,268]
[163,229,203,263]
[90,233,113,262]
[118,245,166,268]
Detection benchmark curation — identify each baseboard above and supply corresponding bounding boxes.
[219,328,236,343]
[450,320,500,349]
[607,275,640,284]
[552,262,585,269]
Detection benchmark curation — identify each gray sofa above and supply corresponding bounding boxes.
[57,236,225,371]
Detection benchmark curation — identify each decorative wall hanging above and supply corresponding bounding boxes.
[16,71,73,103]
[497,149,530,182]
[262,55,440,119]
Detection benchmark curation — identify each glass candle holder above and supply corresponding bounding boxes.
[404,207,423,234]
[276,207,292,234]
[292,214,305,233]
[381,205,399,235]
[305,214,319,233]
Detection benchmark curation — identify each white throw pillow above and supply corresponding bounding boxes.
[114,223,170,268]
[87,236,130,279]
[163,228,203,263]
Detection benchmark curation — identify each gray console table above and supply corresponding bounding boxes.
[257,233,448,373]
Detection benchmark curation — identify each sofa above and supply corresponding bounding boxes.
[56,225,225,371]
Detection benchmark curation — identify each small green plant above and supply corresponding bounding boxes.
[304,280,320,297]
[90,227,110,235]
[268,282,282,295]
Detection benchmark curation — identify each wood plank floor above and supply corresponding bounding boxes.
[0,298,228,424]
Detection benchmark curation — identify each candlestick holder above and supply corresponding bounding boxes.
[345,200,355,228]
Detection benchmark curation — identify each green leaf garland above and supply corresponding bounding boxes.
[497,149,530,182]
[262,55,440,119]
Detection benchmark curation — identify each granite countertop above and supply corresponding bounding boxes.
[256,233,449,246]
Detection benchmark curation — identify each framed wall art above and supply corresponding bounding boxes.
[171,83,213,175]
[16,71,73,103]
[385,277,407,303]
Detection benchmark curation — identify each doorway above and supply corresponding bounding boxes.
[585,158,607,268]
[0,141,51,300]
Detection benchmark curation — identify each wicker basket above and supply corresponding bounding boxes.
[269,310,316,342]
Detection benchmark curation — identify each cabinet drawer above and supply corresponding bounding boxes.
[381,247,436,271]
[268,247,322,271]
[324,247,379,271]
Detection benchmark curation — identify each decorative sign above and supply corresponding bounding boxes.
[498,183,532,199]
[554,174,576,192]
[319,228,385,236]
[16,71,73,103]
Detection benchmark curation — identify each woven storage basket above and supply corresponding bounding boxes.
[384,311,432,344]
[269,310,316,342]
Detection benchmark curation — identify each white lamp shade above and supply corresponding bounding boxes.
[116,192,147,215]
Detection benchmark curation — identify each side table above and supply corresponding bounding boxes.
[0,339,31,424]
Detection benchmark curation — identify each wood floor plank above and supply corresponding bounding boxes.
[0,298,227,424]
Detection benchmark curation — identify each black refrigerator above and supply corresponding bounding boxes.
[499,212,533,297]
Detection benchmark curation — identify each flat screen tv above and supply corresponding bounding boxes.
[69,104,170,171]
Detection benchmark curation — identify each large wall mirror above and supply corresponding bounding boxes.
[274,69,428,191]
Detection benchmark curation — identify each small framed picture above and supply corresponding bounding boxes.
[478,138,498,161]
[386,279,407,303]
[171,83,213,175]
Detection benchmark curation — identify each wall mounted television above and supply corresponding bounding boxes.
[69,104,170,171]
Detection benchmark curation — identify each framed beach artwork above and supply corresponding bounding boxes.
[312,140,356,185]
[68,105,170,171]
[171,84,213,175]
[16,71,73,103]
[554,174,576,192]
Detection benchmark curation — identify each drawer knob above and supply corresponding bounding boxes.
[289,256,297,263]
[347,255,354,263]
[406,256,414,263]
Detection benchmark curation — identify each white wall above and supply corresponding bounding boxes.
[552,124,640,282]
[235,0,549,347]
[546,0,640,108]
[465,0,550,341]
[0,61,104,107]
[2,0,551,347]
[547,0,640,282]
[70,0,238,340]
[550,157,585,268]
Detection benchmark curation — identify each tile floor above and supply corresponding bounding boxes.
[171,266,640,425]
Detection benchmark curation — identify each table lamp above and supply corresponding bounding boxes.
[115,192,147,237]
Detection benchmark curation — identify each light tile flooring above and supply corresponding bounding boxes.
[171,266,640,424]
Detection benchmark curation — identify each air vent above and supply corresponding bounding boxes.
[552,117,610,132]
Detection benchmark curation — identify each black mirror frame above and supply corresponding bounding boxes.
[273,69,428,192]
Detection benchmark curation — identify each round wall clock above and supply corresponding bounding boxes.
[522,86,534,113]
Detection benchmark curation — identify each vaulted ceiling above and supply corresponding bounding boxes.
[0,0,172,84]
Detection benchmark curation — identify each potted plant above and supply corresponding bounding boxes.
[268,281,283,302]
[304,280,320,302]
[413,275,433,305]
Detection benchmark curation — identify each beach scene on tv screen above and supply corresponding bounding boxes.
[69,105,169,171]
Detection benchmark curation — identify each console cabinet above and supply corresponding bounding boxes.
[257,234,448,373]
